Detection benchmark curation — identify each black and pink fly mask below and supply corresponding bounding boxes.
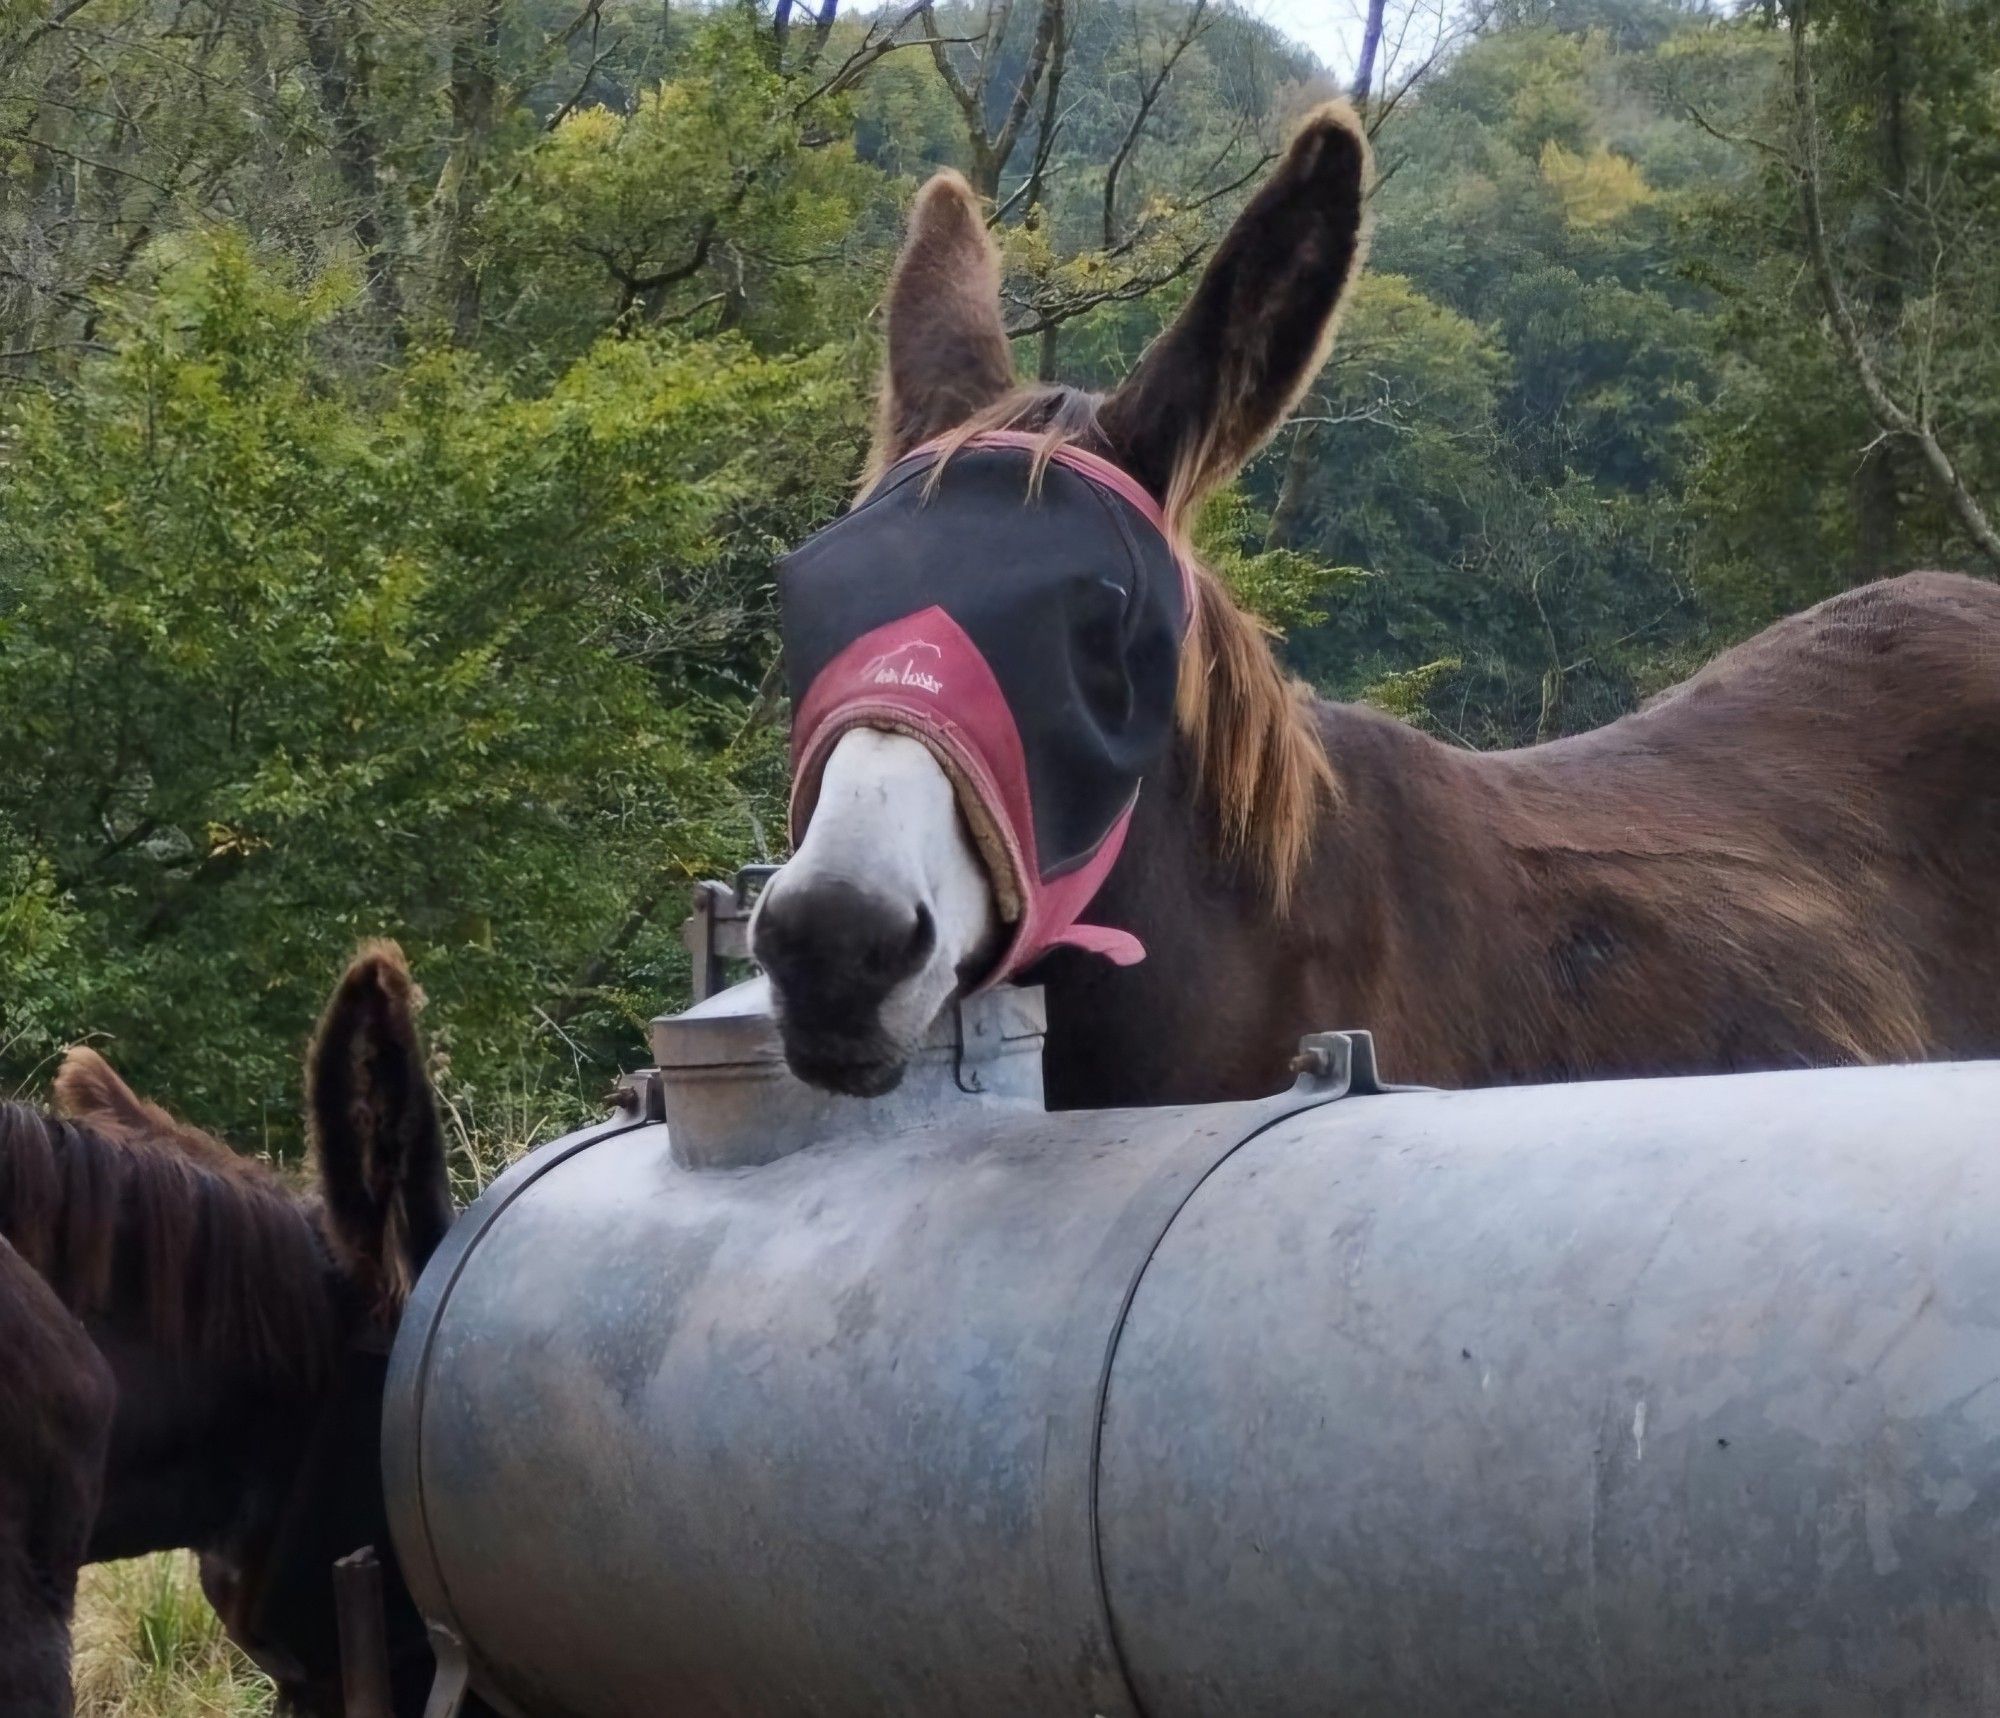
[781,431,1194,987]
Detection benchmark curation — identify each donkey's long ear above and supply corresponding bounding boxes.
[54,1045,239,1168]
[309,940,452,1318]
[867,169,1017,476]
[1098,102,1371,517]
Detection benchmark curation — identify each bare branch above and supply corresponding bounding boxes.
[1004,240,1208,337]
[4,0,106,69]
[655,290,728,326]
[1102,0,1207,247]
[0,338,112,359]
[1683,100,1791,164]
[545,7,610,130]
[1018,0,1070,218]
[920,3,981,125]
[991,0,1064,184]
[796,0,944,111]
[1788,3,2000,569]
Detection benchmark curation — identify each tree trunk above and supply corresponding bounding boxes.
[429,0,504,344]
[1037,322,1060,381]
[1265,421,1323,552]
[1850,0,1915,577]
[298,0,404,327]
[1351,0,1387,112]
[1789,1,2000,573]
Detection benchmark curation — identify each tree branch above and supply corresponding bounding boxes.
[1101,0,1205,247]
[4,0,106,69]
[1683,100,1791,164]
[1789,2,2000,569]
[991,0,1063,184]
[544,7,610,130]
[920,3,981,125]
[1005,240,1207,336]
[1019,0,1069,218]
[795,0,944,111]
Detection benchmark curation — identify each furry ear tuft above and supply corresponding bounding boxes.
[866,169,1018,481]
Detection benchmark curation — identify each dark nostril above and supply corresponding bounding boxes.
[753,878,938,1005]
[905,902,936,971]
[859,897,930,982]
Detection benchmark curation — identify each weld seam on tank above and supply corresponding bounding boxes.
[1050,1090,1351,1718]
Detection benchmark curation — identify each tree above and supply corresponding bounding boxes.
[1784,0,2000,569]
[0,234,850,1139]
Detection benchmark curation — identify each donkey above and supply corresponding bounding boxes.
[751,100,2000,1105]
[0,943,458,1717]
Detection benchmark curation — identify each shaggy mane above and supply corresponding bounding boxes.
[900,384,1337,909]
[0,1066,333,1386]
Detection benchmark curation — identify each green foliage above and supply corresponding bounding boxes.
[1360,657,1465,725]
[0,233,849,1140]
[1192,487,1359,633]
[481,14,888,362]
[3,0,1997,1159]
[1679,0,2000,621]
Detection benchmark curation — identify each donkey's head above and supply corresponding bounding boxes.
[56,943,453,1717]
[752,104,1369,1096]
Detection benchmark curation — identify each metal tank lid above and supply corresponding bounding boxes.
[644,976,1048,1171]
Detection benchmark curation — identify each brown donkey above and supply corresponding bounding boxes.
[0,945,464,1717]
[751,100,2000,1104]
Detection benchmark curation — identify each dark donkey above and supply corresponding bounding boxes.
[0,943,459,1716]
[752,100,2000,1105]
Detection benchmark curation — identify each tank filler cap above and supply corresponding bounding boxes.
[646,977,1048,1171]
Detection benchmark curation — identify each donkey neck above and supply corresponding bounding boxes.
[1035,699,1523,1107]
[86,1322,325,1561]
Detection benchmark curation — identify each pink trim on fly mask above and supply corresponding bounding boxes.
[788,432,1195,986]
[789,607,1144,986]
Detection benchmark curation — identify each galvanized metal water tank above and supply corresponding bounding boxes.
[384,982,2000,1718]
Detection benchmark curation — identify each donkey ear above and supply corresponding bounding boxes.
[867,169,1017,474]
[53,1045,237,1167]
[1098,102,1371,516]
[308,940,452,1317]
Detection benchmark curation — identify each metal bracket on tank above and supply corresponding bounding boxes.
[610,1065,667,1122]
[953,988,1009,1093]
[1288,1029,1434,1099]
[682,863,781,1003]
[418,1624,470,1718]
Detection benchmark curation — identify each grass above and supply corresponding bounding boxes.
[73,1553,275,1717]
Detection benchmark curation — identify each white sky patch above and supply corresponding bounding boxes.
[1251,0,1367,76]
[1248,0,1474,94]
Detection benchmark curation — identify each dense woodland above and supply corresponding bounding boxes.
[2,0,1997,1156]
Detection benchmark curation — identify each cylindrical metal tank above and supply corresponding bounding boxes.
[384,1015,2000,1718]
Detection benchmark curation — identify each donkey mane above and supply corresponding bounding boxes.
[915,383,1337,909]
[0,1089,333,1386]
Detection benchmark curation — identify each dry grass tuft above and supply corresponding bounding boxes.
[73,1553,274,1718]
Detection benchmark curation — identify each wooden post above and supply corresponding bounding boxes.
[334,1545,395,1718]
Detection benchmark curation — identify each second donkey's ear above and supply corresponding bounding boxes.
[866,170,1018,478]
[1097,102,1372,520]
[309,940,452,1319]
